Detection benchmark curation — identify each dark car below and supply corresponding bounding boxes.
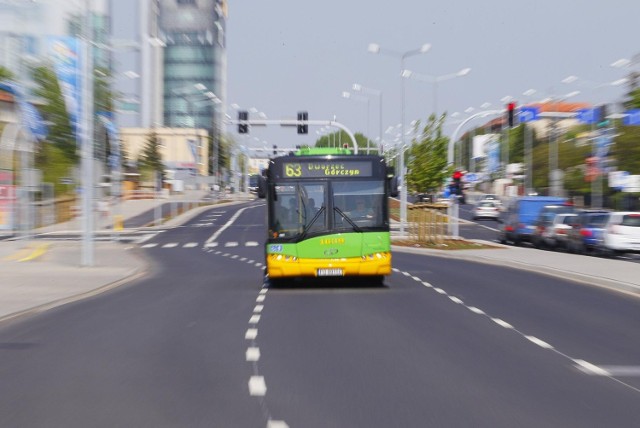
[566,210,612,254]
[531,204,577,249]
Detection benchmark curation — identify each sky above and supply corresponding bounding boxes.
[226,0,640,151]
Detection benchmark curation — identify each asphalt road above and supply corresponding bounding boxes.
[0,201,639,427]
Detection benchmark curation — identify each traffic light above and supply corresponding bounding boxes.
[598,104,609,127]
[238,110,249,134]
[507,102,516,127]
[297,111,308,134]
[273,144,277,155]
[451,170,463,195]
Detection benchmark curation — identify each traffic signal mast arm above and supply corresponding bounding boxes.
[226,117,360,154]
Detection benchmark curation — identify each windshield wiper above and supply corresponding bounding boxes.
[333,206,363,232]
[298,206,326,241]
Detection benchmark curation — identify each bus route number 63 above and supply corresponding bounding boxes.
[285,163,302,177]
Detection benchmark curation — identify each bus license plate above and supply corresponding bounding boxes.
[317,268,344,277]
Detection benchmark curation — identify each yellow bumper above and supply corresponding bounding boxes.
[267,252,392,278]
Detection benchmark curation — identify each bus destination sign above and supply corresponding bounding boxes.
[282,161,373,178]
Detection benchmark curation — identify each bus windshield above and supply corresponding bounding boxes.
[269,179,385,239]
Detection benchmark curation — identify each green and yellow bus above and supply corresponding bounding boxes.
[260,147,398,285]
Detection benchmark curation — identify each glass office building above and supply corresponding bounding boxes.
[159,0,226,131]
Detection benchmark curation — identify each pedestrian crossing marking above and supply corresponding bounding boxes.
[163,243,178,248]
[184,242,198,248]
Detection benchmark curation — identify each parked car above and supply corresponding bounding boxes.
[531,204,577,248]
[542,213,578,250]
[599,211,640,256]
[566,210,611,254]
[498,196,566,245]
[472,200,501,221]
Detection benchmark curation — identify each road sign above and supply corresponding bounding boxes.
[519,106,539,122]
[577,108,598,125]
[464,173,477,183]
[623,109,640,126]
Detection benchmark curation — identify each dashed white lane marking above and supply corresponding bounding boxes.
[267,421,290,428]
[246,347,261,362]
[594,366,640,376]
[411,276,421,282]
[259,288,268,295]
[240,257,247,261]
[225,242,239,247]
[256,295,266,303]
[526,336,554,349]
[397,268,640,395]
[205,242,218,248]
[254,305,264,313]
[231,255,239,259]
[248,376,267,396]
[574,360,611,376]
[246,241,259,247]
[162,243,178,248]
[492,318,514,329]
[245,328,258,340]
[141,243,157,248]
[183,242,198,248]
[249,315,261,324]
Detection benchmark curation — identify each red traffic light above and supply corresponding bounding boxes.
[452,170,463,180]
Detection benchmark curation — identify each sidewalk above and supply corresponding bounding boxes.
[0,191,253,323]
[1,195,638,324]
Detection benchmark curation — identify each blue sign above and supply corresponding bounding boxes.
[577,108,598,125]
[0,80,48,141]
[519,106,540,123]
[623,109,640,126]
[464,173,478,183]
[48,36,82,144]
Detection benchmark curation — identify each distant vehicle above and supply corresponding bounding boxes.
[531,204,577,248]
[248,174,261,194]
[566,210,611,254]
[498,196,566,245]
[479,194,501,205]
[472,200,501,221]
[599,211,640,256]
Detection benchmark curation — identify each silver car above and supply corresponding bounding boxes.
[473,201,501,220]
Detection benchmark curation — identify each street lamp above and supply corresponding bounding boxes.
[342,91,371,152]
[401,67,471,115]
[352,83,383,154]
[368,42,431,236]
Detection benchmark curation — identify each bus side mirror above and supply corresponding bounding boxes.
[257,176,267,199]
[389,176,399,198]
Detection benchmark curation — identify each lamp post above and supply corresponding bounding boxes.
[352,83,383,154]
[401,67,471,115]
[342,91,370,152]
[368,42,431,236]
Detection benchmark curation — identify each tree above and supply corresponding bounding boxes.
[137,131,164,184]
[405,114,452,194]
[31,65,77,163]
[0,65,14,81]
[314,131,371,151]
